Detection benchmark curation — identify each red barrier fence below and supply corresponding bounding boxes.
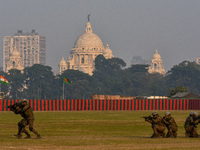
[1,99,199,111]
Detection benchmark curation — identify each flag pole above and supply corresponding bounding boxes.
[63,82,64,100]
[0,83,1,92]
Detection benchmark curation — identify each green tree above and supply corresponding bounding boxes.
[168,86,189,97]
[7,69,26,99]
[93,55,126,95]
[23,64,57,99]
[58,69,100,99]
[166,61,200,94]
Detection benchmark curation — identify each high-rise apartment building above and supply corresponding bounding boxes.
[3,30,46,72]
[195,57,200,65]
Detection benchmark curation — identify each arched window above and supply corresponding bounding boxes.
[81,57,84,64]
[154,64,157,70]
[12,61,16,67]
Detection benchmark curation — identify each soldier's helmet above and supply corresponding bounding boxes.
[165,112,170,116]
[152,112,158,116]
[22,99,28,103]
[190,111,195,116]
[193,111,198,116]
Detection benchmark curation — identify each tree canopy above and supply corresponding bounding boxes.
[1,58,200,99]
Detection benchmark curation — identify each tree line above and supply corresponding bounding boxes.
[1,55,200,99]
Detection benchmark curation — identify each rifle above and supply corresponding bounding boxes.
[141,115,153,120]
[7,102,22,114]
[193,115,200,123]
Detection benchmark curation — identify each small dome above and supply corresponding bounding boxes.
[153,50,161,59]
[59,57,67,66]
[103,43,114,59]
[74,22,104,49]
[103,43,112,54]
[11,48,20,57]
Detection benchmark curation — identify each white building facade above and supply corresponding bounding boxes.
[3,30,46,72]
[59,20,114,75]
[148,50,165,75]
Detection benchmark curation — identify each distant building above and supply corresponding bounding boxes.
[131,56,150,65]
[195,57,200,65]
[0,67,3,72]
[148,50,165,75]
[171,92,199,98]
[91,95,137,100]
[3,30,46,73]
[59,17,114,75]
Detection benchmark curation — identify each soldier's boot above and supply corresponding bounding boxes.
[24,134,31,139]
[14,134,22,139]
[36,134,41,139]
[151,133,160,138]
[166,131,173,138]
[193,127,198,138]
[167,134,173,138]
[173,132,177,138]
[152,134,160,138]
[165,132,169,138]
[185,132,190,137]
[30,128,41,139]
[161,132,165,138]
[193,133,199,138]
[151,133,156,138]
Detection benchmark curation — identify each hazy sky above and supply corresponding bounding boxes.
[0,0,200,73]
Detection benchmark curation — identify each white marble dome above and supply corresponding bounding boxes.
[103,43,114,59]
[74,22,104,49]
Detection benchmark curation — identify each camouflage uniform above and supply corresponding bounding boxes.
[15,105,31,138]
[15,100,41,139]
[146,112,166,138]
[163,112,178,138]
[184,112,199,138]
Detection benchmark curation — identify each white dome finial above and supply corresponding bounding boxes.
[106,43,109,49]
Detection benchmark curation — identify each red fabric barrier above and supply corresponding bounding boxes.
[1,99,200,111]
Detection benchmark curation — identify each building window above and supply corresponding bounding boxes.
[154,64,157,70]
[12,61,15,67]
[81,57,84,64]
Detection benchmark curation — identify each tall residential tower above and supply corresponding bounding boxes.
[3,30,46,72]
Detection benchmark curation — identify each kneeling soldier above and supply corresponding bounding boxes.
[145,112,166,138]
[184,111,199,138]
[163,112,178,138]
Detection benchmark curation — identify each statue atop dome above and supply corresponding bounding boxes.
[87,14,90,22]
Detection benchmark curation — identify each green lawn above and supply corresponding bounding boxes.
[0,110,200,150]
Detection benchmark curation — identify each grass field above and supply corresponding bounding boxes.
[0,110,200,150]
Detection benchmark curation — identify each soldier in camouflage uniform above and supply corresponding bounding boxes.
[163,112,178,138]
[14,99,41,139]
[14,103,31,138]
[145,112,166,138]
[184,111,199,138]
